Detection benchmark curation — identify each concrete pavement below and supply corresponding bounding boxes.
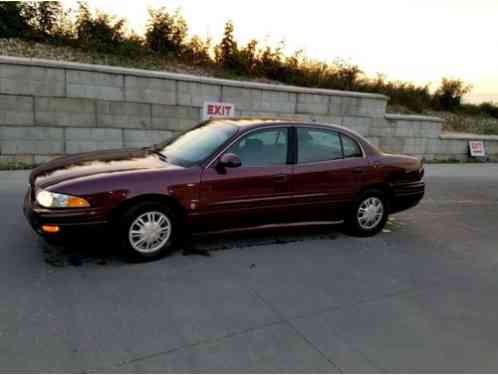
[1,164,498,371]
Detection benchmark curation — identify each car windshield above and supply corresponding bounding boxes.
[156,123,239,167]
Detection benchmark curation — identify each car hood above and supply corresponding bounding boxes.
[30,148,176,189]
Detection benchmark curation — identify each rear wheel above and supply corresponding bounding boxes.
[346,189,389,237]
[119,202,177,261]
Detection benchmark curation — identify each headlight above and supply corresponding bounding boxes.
[36,190,90,208]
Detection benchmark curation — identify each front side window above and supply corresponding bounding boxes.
[226,128,288,167]
[297,128,342,163]
[159,123,238,167]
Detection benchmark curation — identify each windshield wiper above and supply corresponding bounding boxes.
[142,146,168,162]
[152,150,168,162]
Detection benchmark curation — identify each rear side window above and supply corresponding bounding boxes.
[341,135,363,158]
[297,128,342,163]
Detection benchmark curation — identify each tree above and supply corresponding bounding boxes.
[0,1,33,38]
[75,1,126,53]
[215,21,239,71]
[237,39,258,75]
[33,1,63,36]
[145,7,188,56]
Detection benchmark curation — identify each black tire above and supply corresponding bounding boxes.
[118,201,177,262]
[346,189,389,237]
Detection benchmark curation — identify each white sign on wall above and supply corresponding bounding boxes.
[469,141,486,157]
[201,102,235,121]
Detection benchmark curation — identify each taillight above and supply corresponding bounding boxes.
[419,160,424,180]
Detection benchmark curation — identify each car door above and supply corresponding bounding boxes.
[291,126,366,221]
[195,126,293,231]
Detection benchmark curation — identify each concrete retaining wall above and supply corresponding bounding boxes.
[0,56,497,165]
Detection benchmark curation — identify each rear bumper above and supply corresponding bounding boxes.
[390,181,425,213]
[23,190,109,242]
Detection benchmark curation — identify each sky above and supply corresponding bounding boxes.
[61,0,498,103]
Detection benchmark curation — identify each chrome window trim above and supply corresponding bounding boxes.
[295,125,366,164]
[205,122,367,169]
[341,133,366,159]
[294,156,364,167]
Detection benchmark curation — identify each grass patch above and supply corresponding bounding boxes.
[387,104,498,136]
[0,161,35,170]
[423,158,488,164]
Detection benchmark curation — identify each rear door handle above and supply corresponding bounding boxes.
[352,168,366,174]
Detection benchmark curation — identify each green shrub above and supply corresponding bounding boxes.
[479,102,498,118]
[362,77,432,113]
[183,35,213,66]
[432,78,472,111]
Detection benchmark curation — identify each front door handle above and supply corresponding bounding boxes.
[273,174,289,183]
[352,168,366,174]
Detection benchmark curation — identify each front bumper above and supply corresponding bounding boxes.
[23,189,109,241]
[390,181,425,213]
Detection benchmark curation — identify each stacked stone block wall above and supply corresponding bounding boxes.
[0,56,497,165]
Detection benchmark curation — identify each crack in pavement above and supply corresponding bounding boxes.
[105,237,460,372]
[110,320,285,369]
[421,199,498,205]
[243,286,345,373]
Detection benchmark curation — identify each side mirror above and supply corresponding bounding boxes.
[216,153,241,173]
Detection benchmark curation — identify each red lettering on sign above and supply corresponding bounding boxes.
[203,102,235,120]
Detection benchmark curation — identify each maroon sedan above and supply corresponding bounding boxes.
[24,118,425,261]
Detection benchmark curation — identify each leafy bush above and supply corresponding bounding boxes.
[362,75,432,112]
[432,78,472,111]
[478,102,498,118]
[183,35,213,66]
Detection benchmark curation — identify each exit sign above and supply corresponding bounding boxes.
[469,141,486,157]
[202,102,235,121]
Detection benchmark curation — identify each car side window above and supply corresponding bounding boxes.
[297,128,342,163]
[341,135,363,158]
[226,128,288,167]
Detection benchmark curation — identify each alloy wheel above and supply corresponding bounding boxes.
[357,197,384,230]
[128,211,172,254]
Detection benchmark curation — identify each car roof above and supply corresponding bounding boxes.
[203,117,289,128]
[204,116,352,134]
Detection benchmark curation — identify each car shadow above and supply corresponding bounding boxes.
[41,223,342,268]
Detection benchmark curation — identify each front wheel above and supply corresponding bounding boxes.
[346,190,389,237]
[119,202,177,261]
